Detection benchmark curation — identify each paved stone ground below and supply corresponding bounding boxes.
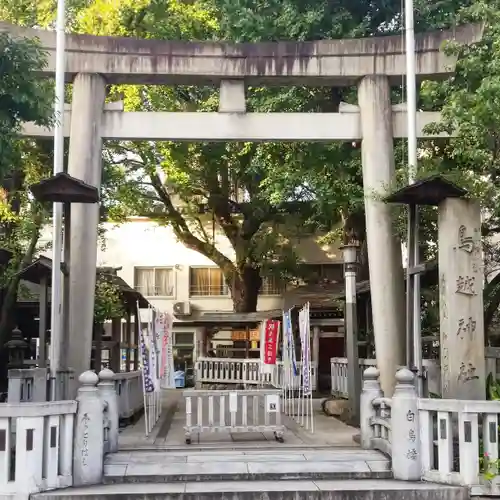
[104,448,391,482]
[107,390,391,484]
[34,479,469,500]
[118,389,360,450]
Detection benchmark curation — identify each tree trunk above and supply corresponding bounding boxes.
[230,266,262,313]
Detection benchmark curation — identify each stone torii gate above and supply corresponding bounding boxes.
[2,21,482,396]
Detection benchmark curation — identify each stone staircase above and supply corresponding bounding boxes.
[32,447,470,500]
[103,447,392,483]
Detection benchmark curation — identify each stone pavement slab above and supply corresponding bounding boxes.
[246,460,371,476]
[32,479,469,500]
[104,447,392,484]
[186,452,307,462]
[118,390,359,450]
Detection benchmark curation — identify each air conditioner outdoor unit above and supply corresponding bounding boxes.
[173,301,191,316]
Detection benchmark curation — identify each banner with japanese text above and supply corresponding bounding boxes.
[156,312,175,389]
[263,319,280,365]
[299,302,312,396]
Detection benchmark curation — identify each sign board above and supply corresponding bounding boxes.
[266,394,280,413]
[231,329,260,341]
[263,320,280,365]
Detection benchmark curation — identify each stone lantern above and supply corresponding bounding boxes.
[5,327,28,369]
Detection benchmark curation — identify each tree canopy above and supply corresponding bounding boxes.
[0,33,54,352]
[3,0,500,328]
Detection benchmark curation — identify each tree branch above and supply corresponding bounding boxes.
[147,170,236,276]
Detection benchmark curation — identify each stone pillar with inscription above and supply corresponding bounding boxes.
[438,198,485,400]
[391,369,421,480]
[73,371,104,486]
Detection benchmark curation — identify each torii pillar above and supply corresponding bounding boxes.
[358,75,406,396]
[67,73,106,382]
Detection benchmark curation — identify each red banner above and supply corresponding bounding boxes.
[263,320,280,365]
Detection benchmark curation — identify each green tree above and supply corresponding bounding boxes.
[0,0,474,315]
[0,33,53,175]
[69,0,474,311]
[0,34,54,346]
[417,1,500,339]
[94,273,125,325]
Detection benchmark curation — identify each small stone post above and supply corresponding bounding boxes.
[98,368,119,453]
[360,367,382,449]
[391,368,421,480]
[73,371,104,486]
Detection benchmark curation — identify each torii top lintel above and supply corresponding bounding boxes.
[0,22,482,86]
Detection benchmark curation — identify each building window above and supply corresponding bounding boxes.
[304,264,342,284]
[261,276,284,295]
[134,267,174,297]
[189,267,228,296]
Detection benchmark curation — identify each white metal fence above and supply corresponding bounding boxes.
[195,357,317,391]
[183,388,284,444]
[0,400,76,495]
[331,357,440,397]
[195,358,269,386]
[114,371,144,421]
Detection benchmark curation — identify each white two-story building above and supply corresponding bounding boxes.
[94,218,346,386]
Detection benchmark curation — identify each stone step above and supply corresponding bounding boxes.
[119,443,360,451]
[33,479,469,500]
[103,449,392,483]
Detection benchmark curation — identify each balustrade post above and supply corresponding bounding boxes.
[98,368,119,453]
[391,368,421,481]
[73,371,104,486]
[195,361,202,389]
[360,367,383,449]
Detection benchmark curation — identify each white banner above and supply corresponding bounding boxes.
[147,309,159,392]
[299,303,312,396]
[137,302,161,436]
[157,312,175,389]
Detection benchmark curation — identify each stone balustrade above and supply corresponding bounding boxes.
[419,397,500,494]
[0,399,76,495]
[0,369,123,496]
[7,368,48,402]
[195,357,317,391]
[361,368,423,481]
[360,366,500,492]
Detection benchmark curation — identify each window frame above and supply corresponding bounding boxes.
[134,266,175,298]
[189,266,229,297]
[302,263,342,284]
[260,275,285,296]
